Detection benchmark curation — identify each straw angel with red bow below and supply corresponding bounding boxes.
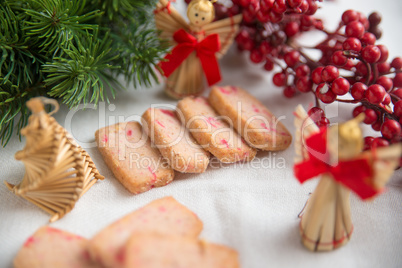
[154,0,242,98]
[293,105,401,251]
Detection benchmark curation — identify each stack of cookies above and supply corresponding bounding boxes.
[96,86,292,194]
[14,197,239,268]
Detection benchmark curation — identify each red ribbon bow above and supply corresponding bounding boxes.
[294,128,377,200]
[158,29,221,86]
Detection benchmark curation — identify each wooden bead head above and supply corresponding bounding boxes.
[187,0,216,27]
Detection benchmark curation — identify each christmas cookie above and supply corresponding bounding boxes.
[14,226,96,268]
[124,233,240,268]
[95,122,174,194]
[209,86,292,151]
[177,97,256,163]
[142,108,210,173]
[88,196,203,268]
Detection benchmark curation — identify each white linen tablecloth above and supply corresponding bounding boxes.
[1,1,401,267]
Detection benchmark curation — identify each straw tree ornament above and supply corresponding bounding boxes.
[4,98,104,222]
[293,105,402,251]
[155,0,242,98]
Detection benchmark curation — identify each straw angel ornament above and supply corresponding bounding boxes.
[293,105,401,251]
[155,0,242,98]
[4,98,104,222]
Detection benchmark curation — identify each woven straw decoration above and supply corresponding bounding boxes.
[4,98,104,222]
[155,0,242,99]
[294,105,402,251]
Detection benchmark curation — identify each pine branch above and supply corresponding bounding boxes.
[23,0,102,55]
[111,20,169,87]
[0,3,44,86]
[0,2,47,146]
[43,33,121,108]
[88,0,151,22]
[0,79,47,146]
[0,0,167,146]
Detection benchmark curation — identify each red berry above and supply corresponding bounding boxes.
[321,65,339,82]
[301,15,314,27]
[214,4,228,19]
[273,72,287,87]
[370,26,382,39]
[260,0,274,12]
[239,0,250,7]
[306,0,318,15]
[382,94,391,105]
[343,37,362,52]
[363,136,375,150]
[376,76,393,92]
[353,105,366,117]
[372,120,382,131]
[366,84,386,104]
[235,29,248,42]
[394,100,402,117]
[285,21,300,37]
[242,37,256,51]
[295,64,310,78]
[284,51,300,67]
[342,10,359,24]
[344,59,355,70]
[259,41,272,55]
[392,88,402,104]
[358,12,369,30]
[364,109,378,124]
[250,49,264,63]
[316,117,330,128]
[360,32,376,46]
[283,86,296,98]
[377,62,391,74]
[288,0,302,8]
[264,59,274,71]
[362,45,381,63]
[381,120,401,139]
[316,83,337,103]
[268,10,283,23]
[368,12,381,27]
[228,4,241,16]
[345,21,365,38]
[298,0,309,13]
[356,61,368,76]
[394,73,402,88]
[331,50,347,66]
[242,9,256,23]
[377,45,389,63]
[332,77,350,95]
[391,57,402,69]
[273,0,287,14]
[296,77,312,93]
[308,107,325,118]
[311,67,324,84]
[351,82,367,100]
[257,10,270,23]
[372,137,390,148]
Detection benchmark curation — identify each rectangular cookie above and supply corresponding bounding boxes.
[88,196,203,268]
[177,97,256,163]
[124,233,240,268]
[142,108,210,173]
[209,86,292,151]
[14,226,96,268]
[95,122,174,194]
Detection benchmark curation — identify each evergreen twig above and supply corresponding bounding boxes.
[0,0,168,146]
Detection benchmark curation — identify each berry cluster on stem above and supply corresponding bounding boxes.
[207,0,401,164]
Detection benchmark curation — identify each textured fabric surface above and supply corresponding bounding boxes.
[1,1,402,267]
